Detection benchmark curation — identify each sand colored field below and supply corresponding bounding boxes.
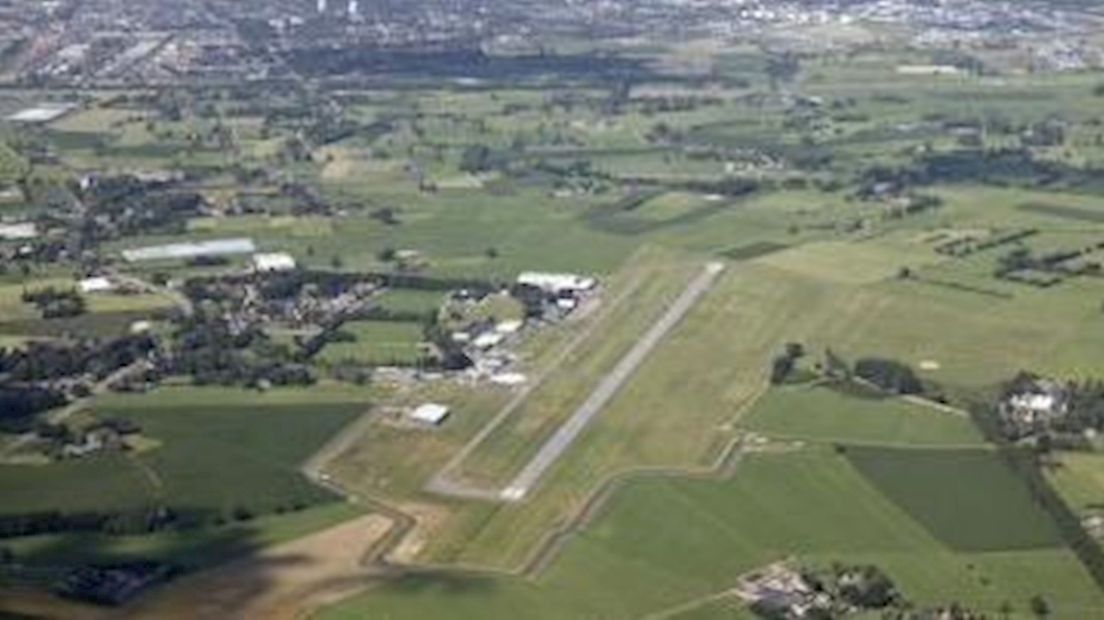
[122,513,392,620]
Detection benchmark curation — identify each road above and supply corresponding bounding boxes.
[107,269,195,317]
[499,261,725,501]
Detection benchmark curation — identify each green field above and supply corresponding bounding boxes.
[323,448,1103,620]
[845,446,1065,552]
[0,389,362,519]
[742,383,984,446]
[317,320,427,366]
[1048,452,1104,515]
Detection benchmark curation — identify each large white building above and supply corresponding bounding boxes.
[516,271,597,295]
[122,238,256,262]
[0,222,37,240]
[252,252,298,273]
[409,403,450,426]
[78,276,115,294]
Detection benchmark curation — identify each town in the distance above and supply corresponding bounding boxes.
[3,0,1104,619]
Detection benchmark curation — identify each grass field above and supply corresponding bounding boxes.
[5,502,362,572]
[742,383,985,447]
[1048,452,1104,515]
[317,320,427,366]
[375,289,446,316]
[322,448,1103,620]
[0,384,369,522]
[845,446,1064,552]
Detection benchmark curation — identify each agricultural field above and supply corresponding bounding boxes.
[0,385,370,570]
[742,384,984,447]
[323,448,1103,620]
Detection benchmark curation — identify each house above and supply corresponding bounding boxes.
[1001,377,1069,433]
[252,252,298,273]
[79,276,116,294]
[409,403,450,426]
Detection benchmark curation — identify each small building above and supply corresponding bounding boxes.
[0,222,38,240]
[79,276,115,294]
[409,403,450,426]
[252,252,298,273]
[495,319,524,335]
[516,271,597,295]
[472,332,504,350]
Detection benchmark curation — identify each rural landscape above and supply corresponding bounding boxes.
[3,0,1104,618]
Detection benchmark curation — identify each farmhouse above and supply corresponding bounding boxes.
[409,403,450,426]
[1003,378,1068,426]
[252,252,298,273]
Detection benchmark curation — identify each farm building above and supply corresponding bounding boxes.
[0,222,37,240]
[6,103,75,124]
[122,238,256,262]
[472,332,504,350]
[516,272,597,295]
[495,319,524,335]
[252,252,297,273]
[409,403,450,426]
[78,277,115,294]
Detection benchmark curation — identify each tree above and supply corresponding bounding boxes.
[1030,594,1050,618]
[854,357,923,394]
[485,247,499,259]
[824,348,850,380]
[459,144,493,174]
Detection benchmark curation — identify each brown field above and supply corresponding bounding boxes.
[121,513,393,620]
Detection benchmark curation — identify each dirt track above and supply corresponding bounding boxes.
[120,513,393,620]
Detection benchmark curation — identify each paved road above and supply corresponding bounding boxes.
[500,262,725,501]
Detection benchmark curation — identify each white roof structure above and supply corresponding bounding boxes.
[78,277,115,294]
[490,372,527,386]
[252,252,297,272]
[409,403,450,426]
[516,271,597,294]
[6,103,75,124]
[472,332,504,350]
[122,238,256,262]
[0,222,37,240]
[1010,393,1058,413]
[495,319,524,334]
